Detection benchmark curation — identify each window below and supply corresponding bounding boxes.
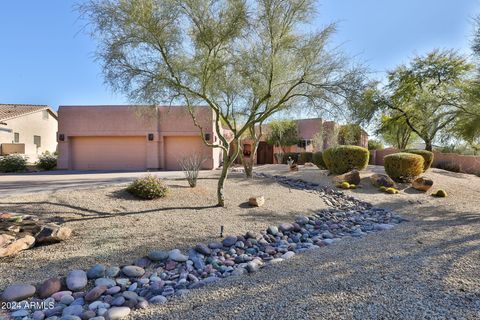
[34,135,41,148]
[42,110,49,120]
[13,132,19,143]
[297,139,312,149]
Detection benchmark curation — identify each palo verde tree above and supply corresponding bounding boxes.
[79,0,364,206]
[377,113,418,149]
[351,50,476,151]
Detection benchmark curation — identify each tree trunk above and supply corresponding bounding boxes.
[242,139,260,178]
[425,140,433,151]
[216,139,240,207]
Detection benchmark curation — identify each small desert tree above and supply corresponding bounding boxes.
[266,119,298,163]
[350,50,476,151]
[378,113,418,149]
[80,0,364,206]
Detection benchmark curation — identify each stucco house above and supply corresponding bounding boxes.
[57,105,222,171]
[239,118,368,165]
[0,104,58,162]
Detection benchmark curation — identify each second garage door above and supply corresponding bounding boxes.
[164,136,205,170]
[70,136,147,170]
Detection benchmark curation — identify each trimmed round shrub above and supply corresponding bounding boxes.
[298,152,313,164]
[36,152,57,171]
[0,154,27,173]
[322,145,369,174]
[405,149,434,171]
[126,175,168,199]
[312,151,326,169]
[384,152,424,182]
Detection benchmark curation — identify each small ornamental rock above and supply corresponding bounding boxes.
[122,266,145,278]
[66,270,87,291]
[248,196,265,207]
[87,264,106,279]
[1,283,36,301]
[35,224,72,244]
[194,243,211,255]
[222,236,237,247]
[148,250,169,261]
[105,306,131,320]
[412,177,433,192]
[39,277,62,298]
[85,285,107,302]
[168,249,188,262]
[0,234,35,257]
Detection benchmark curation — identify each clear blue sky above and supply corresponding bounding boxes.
[0,0,479,111]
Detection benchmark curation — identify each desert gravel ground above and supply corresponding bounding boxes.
[0,173,327,288]
[1,165,480,319]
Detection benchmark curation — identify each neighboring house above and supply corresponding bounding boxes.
[0,104,58,162]
[57,105,222,171]
[238,118,368,165]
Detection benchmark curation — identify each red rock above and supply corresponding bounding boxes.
[39,278,62,299]
[85,286,107,302]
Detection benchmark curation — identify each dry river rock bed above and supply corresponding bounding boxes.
[0,174,405,320]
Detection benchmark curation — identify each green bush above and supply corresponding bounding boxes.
[36,152,57,171]
[298,152,313,164]
[368,139,384,150]
[0,154,27,173]
[405,149,434,171]
[126,175,168,200]
[384,152,424,182]
[312,151,326,169]
[322,145,369,174]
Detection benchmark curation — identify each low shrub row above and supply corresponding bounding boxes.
[0,152,58,173]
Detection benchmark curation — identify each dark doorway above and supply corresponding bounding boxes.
[257,141,274,164]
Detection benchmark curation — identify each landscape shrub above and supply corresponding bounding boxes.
[435,161,463,173]
[126,175,168,199]
[405,149,434,171]
[0,154,27,173]
[384,152,424,182]
[322,145,369,174]
[36,152,57,171]
[368,139,384,150]
[178,154,205,187]
[298,152,313,164]
[312,151,326,169]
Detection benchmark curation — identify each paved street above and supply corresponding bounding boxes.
[0,170,215,198]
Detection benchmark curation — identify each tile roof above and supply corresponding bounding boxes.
[0,104,56,121]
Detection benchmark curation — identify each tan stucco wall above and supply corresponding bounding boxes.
[58,105,220,170]
[0,110,58,162]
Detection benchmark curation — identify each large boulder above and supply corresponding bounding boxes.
[370,173,395,188]
[0,234,35,257]
[333,170,360,185]
[35,224,72,244]
[412,177,433,192]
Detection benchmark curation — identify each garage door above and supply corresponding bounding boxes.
[164,136,206,170]
[70,136,147,170]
